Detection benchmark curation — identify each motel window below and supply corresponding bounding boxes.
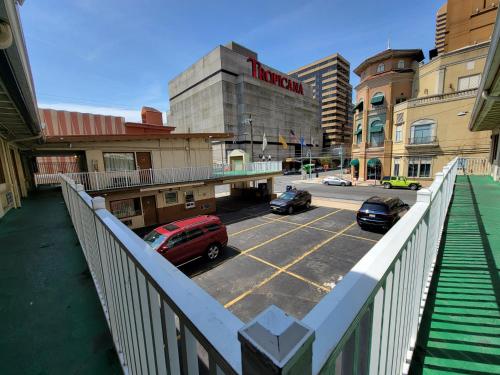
[110,198,142,219]
[165,191,178,205]
[457,74,481,91]
[376,63,385,73]
[397,60,405,69]
[408,157,432,178]
[185,191,195,203]
[104,152,136,171]
[395,125,403,142]
[0,155,5,184]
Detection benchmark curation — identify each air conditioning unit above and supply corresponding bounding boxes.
[185,202,196,209]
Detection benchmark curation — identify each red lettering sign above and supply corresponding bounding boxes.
[247,57,304,95]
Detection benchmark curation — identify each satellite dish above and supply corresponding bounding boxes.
[0,21,13,50]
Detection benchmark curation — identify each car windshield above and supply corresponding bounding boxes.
[144,230,167,251]
[279,191,296,200]
[361,203,389,213]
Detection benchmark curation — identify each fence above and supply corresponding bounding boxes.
[457,156,491,175]
[37,162,282,190]
[59,157,469,374]
[60,175,244,375]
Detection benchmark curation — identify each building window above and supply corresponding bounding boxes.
[355,124,362,144]
[395,125,403,142]
[165,191,178,205]
[369,120,384,146]
[185,191,195,203]
[377,63,385,73]
[110,198,142,219]
[393,158,401,176]
[397,60,405,69]
[103,152,135,171]
[410,119,436,144]
[457,74,481,91]
[408,157,432,178]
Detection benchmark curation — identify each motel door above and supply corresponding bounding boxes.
[137,152,152,184]
[141,195,158,227]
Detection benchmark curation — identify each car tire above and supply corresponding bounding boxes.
[341,182,346,186]
[206,243,221,261]
[409,184,418,191]
[384,182,391,189]
[288,206,294,215]
[305,201,311,209]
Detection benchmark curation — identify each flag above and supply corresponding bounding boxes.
[290,129,298,143]
[279,134,288,149]
[262,132,267,152]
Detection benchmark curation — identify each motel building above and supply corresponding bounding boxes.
[168,41,322,164]
[32,106,281,229]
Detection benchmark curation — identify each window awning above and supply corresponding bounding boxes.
[367,158,381,167]
[355,125,362,135]
[370,94,384,105]
[350,159,359,167]
[353,101,364,112]
[370,122,384,132]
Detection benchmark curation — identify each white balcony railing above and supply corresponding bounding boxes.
[37,162,282,191]
[59,157,486,374]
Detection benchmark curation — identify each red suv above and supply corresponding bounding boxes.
[144,215,228,266]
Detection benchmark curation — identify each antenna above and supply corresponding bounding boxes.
[387,36,391,50]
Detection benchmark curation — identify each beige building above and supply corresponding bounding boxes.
[289,54,352,149]
[434,0,498,55]
[351,49,424,180]
[391,43,491,181]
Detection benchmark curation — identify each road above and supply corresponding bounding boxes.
[216,171,418,205]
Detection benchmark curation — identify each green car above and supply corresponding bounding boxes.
[381,176,421,190]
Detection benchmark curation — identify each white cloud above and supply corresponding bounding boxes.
[38,102,149,123]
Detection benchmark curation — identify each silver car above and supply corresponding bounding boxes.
[322,176,352,186]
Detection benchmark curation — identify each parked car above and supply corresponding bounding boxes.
[323,176,352,186]
[356,196,410,230]
[270,189,312,214]
[143,215,228,266]
[283,169,302,175]
[381,176,421,190]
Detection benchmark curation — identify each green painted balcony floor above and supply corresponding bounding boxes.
[0,187,121,374]
[410,176,500,374]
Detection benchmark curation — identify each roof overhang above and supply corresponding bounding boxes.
[469,10,500,132]
[354,49,424,76]
[0,0,40,143]
[43,132,234,143]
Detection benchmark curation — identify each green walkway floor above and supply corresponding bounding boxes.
[410,175,500,374]
[0,188,121,374]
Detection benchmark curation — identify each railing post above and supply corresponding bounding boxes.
[238,306,314,375]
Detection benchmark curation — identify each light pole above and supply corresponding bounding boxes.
[332,146,344,178]
[243,114,254,162]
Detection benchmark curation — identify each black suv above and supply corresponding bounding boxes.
[270,190,312,214]
[357,196,409,230]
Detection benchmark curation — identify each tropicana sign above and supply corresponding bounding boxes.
[247,57,304,95]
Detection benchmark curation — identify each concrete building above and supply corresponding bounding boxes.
[0,0,41,218]
[288,54,352,149]
[351,49,425,181]
[469,9,500,181]
[34,107,281,229]
[391,43,491,181]
[434,0,498,55]
[168,42,321,163]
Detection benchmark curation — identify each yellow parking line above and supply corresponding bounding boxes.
[230,216,286,236]
[224,221,357,308]
[240,209,342,255]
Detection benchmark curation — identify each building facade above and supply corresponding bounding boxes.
[288,54,352,149]
[351,49,425,181]
[168,42,321,163]
[435,0,498,55]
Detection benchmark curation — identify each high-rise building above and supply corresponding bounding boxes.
[289,54,352,150]
[434,0,498,54]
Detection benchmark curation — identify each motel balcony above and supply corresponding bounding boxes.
[2,157,499,374]
[33,161,283,192]
[406,136,439,147]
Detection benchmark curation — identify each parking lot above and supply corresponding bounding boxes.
[179,199,384,322]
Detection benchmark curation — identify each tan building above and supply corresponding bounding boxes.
[289,54,352,149]
[435,0,498,54]
[391,44,492,181]
[351,49,424,180]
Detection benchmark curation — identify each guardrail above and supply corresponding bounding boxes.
[407,136,438,145]
[37,162,282,191]
[457,157,491,175]
[60,174,244,374]
[303,157,459,374]
[406,89,477,107]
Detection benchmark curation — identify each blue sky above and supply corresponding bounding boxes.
[21,0,441,122]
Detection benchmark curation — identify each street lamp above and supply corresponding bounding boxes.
[243,114,254,162]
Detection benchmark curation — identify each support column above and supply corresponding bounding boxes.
[238,306,314,375]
